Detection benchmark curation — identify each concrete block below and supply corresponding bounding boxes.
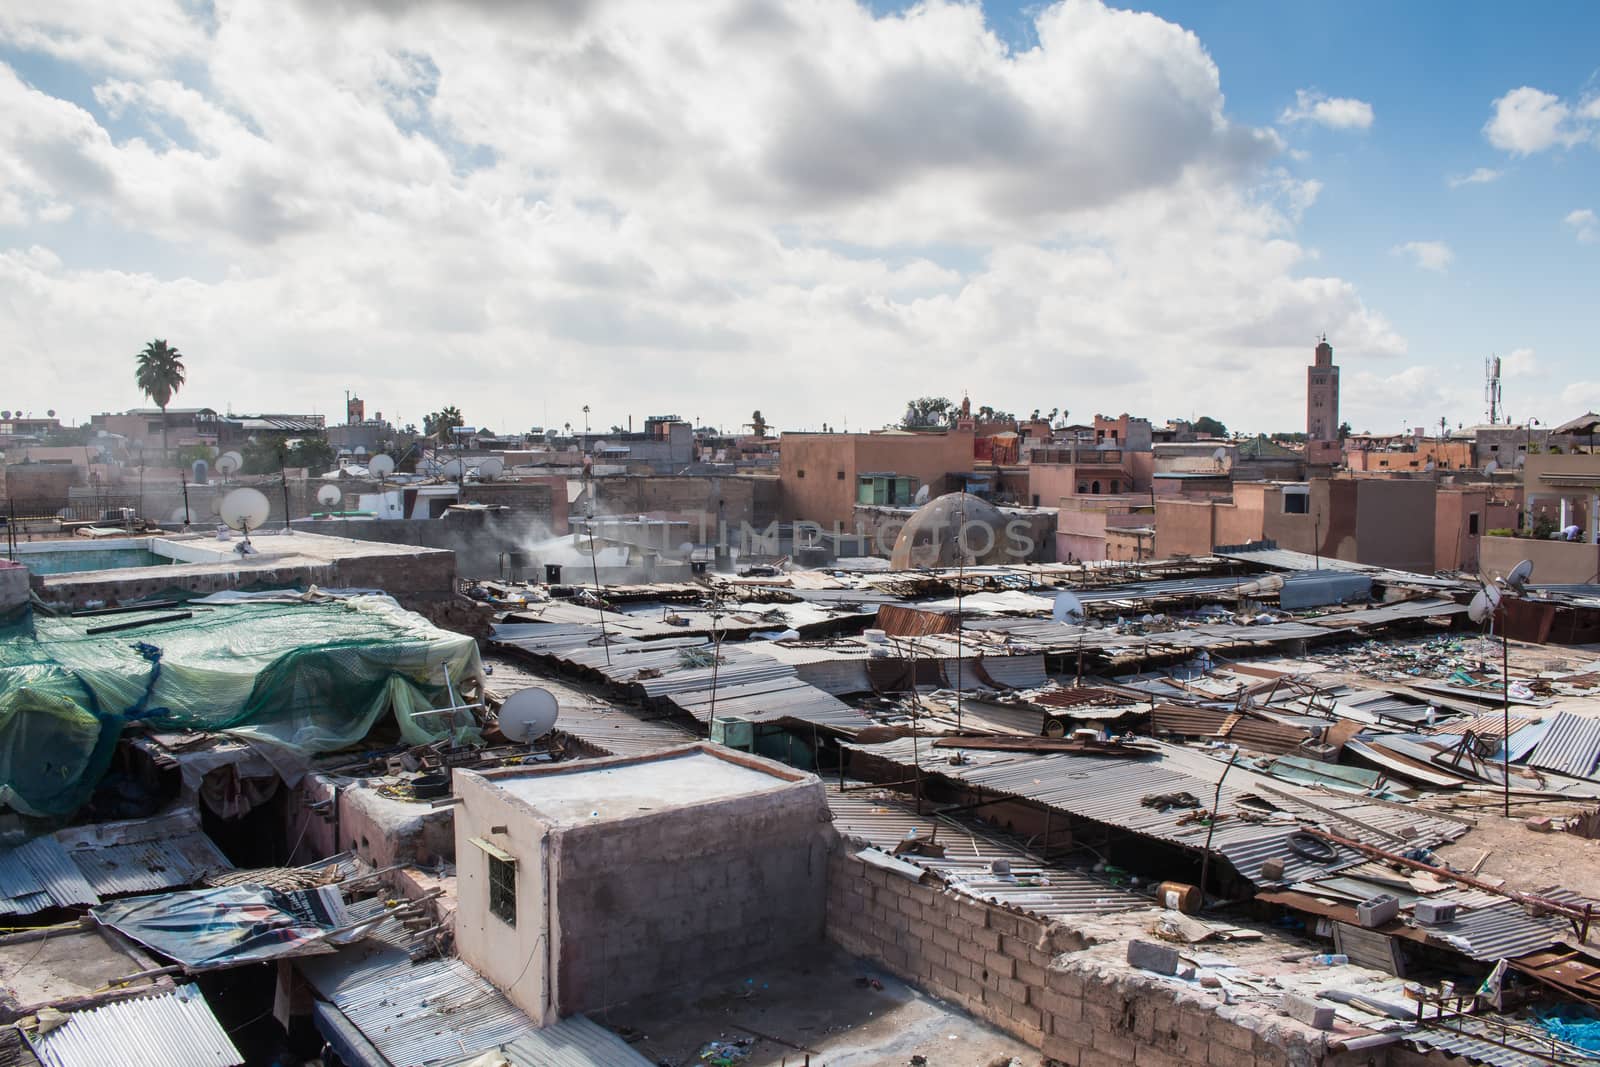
[1208,1017,1256,1052]
[1526,815,1553,833]
[1414,899,1458,925]
[1260,857,1286,881]
[1356,893,1400,928]
[1280,993,1335,1030]
[984,949,1017,979]
[1128,938,1181,976]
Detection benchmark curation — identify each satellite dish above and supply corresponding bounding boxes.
[1212,447,1228,466]
[46,409,55,418]
[1467,583,1502,624]
[913,485,931,506]
[1,411,10,419]
[498,687,559,742]
[219,487,271,536]
[1506,559,1534,590]
[478,457,504,480]
[441,458,464,478]
[1052,591,1086,623]
[216,451,242,477]
[170,507,189,524]
[317,484,343,507]
[353,445,367,456]
[1424,460,1435,472]
[1483,460,1499,476]
[368,453,395,478]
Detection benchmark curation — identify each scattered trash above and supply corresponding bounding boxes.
[697,1038,753,1066]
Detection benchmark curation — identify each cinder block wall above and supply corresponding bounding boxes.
[552,782,832,1016]
[826,848,1428,1067]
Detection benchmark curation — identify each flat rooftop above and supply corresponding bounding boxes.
[494,748,796,825]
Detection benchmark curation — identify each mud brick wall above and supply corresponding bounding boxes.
[825,846,1437,1067]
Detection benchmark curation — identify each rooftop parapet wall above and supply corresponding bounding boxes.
[825,847,1400,1067]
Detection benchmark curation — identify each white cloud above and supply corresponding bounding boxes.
[1279,89,1374,130]
[1566,208,1598,244]
[1391,240,1454,272]
[1502,347,1538,378]
[1484,86,1595,154]
[1447,167,1503,187]
[1561,381,1600,408]
[0,0,1414,434]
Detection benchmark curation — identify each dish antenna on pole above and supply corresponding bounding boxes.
[1212,447,1227,469]
[1466,582,1501,624]
[1483,459,1499,476]
[219,487,271,550]
[215,451,243,479]
[1505,558,1534,591]
[478,457,504,481]
[913,484,931,506]
[368,453,395,481]
[497,687,560,742]
[1052,590,1086,623]
[441,458,464,479]
[317,484,343,508]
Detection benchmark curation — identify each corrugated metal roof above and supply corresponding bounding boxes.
[1421,892,1582,962]
[845,738,1467,887]
[0,838,99,915]
[54,811,232,898]
[28,985,242,1067]
[299,942,531,1067]
[1405,1016,1600,1067]
[827,784,1147,918]
[1527,712,1600,779]
[668,676,871,736]
[452,1016,654,1067]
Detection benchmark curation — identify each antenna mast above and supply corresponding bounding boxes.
[1485,355,1502,426]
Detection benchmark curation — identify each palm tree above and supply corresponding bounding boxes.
[426,406,463,445]
[134,339,187,459]
[750,410,768,438]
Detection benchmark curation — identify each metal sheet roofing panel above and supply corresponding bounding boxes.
[1405,1016,1600,1067]
[29,985,242,1067]
[300,944,531,1067]
[1527,712,1600,779]
[53,811,232,898]
[6,838,99,911]
[977,655,1049,690]
[458,1016,655,1067]
[1422,893,1582,962]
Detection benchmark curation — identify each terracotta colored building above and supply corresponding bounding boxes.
[1155,477,1439,573]
[779,429,975,528]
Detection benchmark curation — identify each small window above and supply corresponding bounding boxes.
[796,469,805,478]
[1091,480,1101,495]
[1284,493,1310,514]
[1077,483,1087,494]
[836,470,845,480]
[1110,479,1120,494]
[1489,444,1499,452]
[488,855,516,926]
[1468,513,1480,536]
[1032,494,1040,506]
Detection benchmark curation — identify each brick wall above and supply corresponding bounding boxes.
[825,846,1412,1067]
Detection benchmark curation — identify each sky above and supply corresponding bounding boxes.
[1,0,1596,437]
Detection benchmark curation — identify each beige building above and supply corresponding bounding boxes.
[452,745,830,1025]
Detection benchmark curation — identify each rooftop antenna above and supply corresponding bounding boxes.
[1052,590,1085,624]
[215,451,242,483]
[1468,556,1533,818]
[317,484,343,510]
[1212,446,1227,471]
[1485,355,1502,426]
[368,451,395,486]
[497,687,560,742]
[1483,459,1500,477]
[913,484,931,506]
[477,456,504,481]
[219,487,271,553]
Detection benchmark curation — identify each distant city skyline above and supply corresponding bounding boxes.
[2,0,1595,434]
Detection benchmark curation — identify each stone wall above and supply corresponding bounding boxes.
[825,847,1410,1067]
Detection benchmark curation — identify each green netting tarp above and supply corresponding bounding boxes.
[0,595,483,818]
